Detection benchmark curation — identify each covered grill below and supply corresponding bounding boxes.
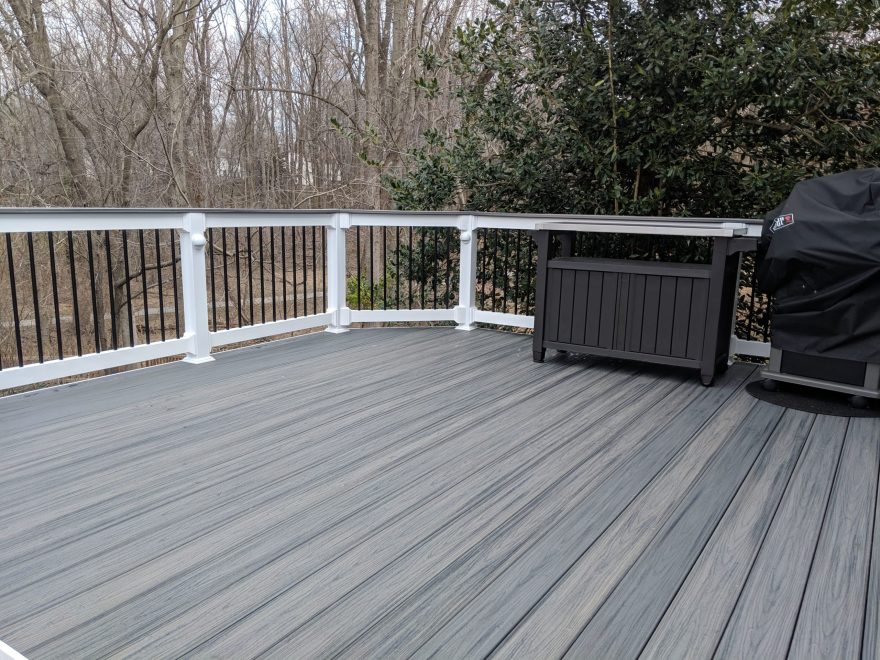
[758,168,880,404]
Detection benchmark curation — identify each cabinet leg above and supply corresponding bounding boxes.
[533,349,546,363]
[700,372,715,387]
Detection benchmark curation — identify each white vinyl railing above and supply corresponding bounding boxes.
[0,209,766,391]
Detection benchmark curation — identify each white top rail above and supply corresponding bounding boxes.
[0,208,764,237]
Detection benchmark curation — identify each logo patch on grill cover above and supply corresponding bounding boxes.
[770,213,795,232]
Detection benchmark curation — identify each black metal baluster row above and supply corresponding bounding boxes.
[475,228,538,317]
[203,225,325,333]
[0,229,183,372]
[347,226,458,313]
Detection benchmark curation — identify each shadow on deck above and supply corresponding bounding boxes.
[0,328,877,659]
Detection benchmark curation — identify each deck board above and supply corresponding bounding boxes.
[0,328,877,660]
[452,374,757,660]
[347,364,752,659]
[713,415,848,659]
[864,422,880,660]
[560,396,783,659]
[788,418,879,659]
[639,410,813,659]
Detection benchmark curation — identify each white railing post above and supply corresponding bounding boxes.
[455,214,478,330]
[179,212,214,363]
[325,212,351,333]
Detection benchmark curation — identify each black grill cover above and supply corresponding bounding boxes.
[757,168,880,363]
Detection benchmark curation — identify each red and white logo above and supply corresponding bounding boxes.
[770,213,795,232]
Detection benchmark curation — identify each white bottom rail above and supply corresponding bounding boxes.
[473,310,535,330]
[730,336,772,359]
[0,337,192,391]
[210,313,331,348]
[349,309,456,324]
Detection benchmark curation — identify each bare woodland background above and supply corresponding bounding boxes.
[0,0,476,369]
[0,0,475,209]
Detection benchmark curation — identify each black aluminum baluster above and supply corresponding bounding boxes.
[208,228,217,331]
[445,228,452,307]
[222,228,231,329]
[86,232,101,353]
[356,226,362,310]
[247,228,255,323]
[480,230,487,310]
[270,227,277,321]
[154,229,166,341]
[432,228,438,309]
[382,226,387,309]
[234,227,243,326]
[369,226,374,311]
[47,232,63,359]
[300,226,307,315]
[408,227,413,309]
[137,229,149,344]
[526,234,535,315]
[748,255,757,340]
[420,228,426,309]
[311,227,317,316]
[395,227,401,309]
[6,234,23,365]
[105,230,118,350]
[322,227,328,312]
[492,229,499,312]
[66,232,83,356]
[501,230,510,313]
[291,227,298,317]
[27,234,44,362]
[121,230,135,346]
[258,227,266,323]
[281,225,287,318]
[525,235,535,314]
[513,230,521,315]
[169,230,180,338]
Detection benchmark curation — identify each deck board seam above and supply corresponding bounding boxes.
[859,424,880,660]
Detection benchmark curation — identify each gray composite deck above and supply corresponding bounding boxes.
[0,328,878,659]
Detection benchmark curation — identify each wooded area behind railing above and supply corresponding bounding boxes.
[0,209,768,392]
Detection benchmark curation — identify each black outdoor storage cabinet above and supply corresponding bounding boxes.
[532,219,756,386]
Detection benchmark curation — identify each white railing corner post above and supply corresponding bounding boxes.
[326,212,351,333]
[179,212,215,363]
[455,214,478,330]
